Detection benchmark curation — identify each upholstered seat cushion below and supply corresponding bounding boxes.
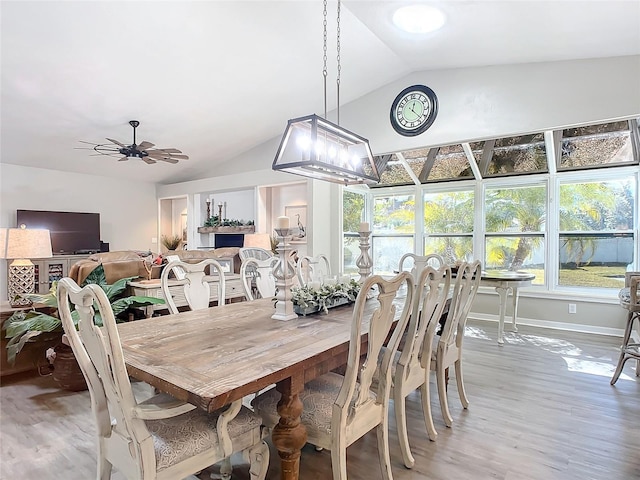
[252,373,373,438]
[619,287,639,306]
[144,404,262,471]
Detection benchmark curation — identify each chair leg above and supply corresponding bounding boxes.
[420,375,438,442]
[218,457,232,480]
[611,312,634,385]
[376,412,394,480]
[454,358,469,409]
[97,454,112,480]
[245,441,269,480]
[394,382,415,468]
[436,356,453,427]
[330,435,348,480]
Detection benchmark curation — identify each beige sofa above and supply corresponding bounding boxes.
[69,248,241,285]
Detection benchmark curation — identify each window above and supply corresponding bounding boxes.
[423,189,474,262]
[558,177,635,289]
[484,183,546,284]
[372,193,415,275]
[342,189,366,274]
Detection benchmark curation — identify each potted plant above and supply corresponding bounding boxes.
[161,234,182,251]
[3,264,165,390]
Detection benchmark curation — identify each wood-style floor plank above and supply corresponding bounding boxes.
[1,320,638,479]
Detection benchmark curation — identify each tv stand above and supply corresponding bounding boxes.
[9,254,90,295]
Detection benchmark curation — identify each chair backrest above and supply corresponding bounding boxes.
[621,271,640,310]
[439,261,482,349]
[335,272,414,423]
[57,277,150,475]
[396,264,452,378]
[399,253,445,282]
[160,258,226,314]
[296,254,331,286]
[239,247,273,262]
[240,256,278,301]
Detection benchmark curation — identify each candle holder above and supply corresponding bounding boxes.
[205,200,211,221]
[272,227,298,320]
[356,230,372,283]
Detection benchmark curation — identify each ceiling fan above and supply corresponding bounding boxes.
[77,120,188,164]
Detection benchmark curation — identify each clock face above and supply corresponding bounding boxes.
[390,85,438,137]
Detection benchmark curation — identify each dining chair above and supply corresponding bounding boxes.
[398,253,445,280]
[252,272,414,480]
[160,258,226,314]
[432,260,482,428]
[611,271,640,385]
[392,263,451,467]
[296,253,331,286]
[239,247,274,262]
[240,256,278,300]
[57,277,269,480]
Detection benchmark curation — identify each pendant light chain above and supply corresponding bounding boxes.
[322,0,328,119]
[336,0,341,125]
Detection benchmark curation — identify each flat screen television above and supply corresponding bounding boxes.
[17,209,101,255]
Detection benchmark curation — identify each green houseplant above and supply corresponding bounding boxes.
[161,234,182,251]
[3,264,165,366]
[291,279,361,315]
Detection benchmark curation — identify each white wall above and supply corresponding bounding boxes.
[0,163,158,300]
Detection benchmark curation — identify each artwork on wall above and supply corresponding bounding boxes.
[285,205,307,243]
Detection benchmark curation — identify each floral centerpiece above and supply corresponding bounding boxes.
[291,279,361,316]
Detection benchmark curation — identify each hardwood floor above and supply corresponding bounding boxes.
[1,319,638,480]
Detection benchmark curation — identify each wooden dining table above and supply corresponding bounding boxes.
[118,296,392,480]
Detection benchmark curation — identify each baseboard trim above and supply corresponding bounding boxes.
[468,312,625,338]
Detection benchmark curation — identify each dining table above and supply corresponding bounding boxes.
[118,295,397,480]
[479,270,536,344]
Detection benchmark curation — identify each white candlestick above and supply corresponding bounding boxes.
[359,222,370,232]
[276,216,290,229]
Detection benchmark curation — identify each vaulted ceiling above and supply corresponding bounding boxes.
[2,1,639,185]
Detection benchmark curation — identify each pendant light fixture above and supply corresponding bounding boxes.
[272,0,380,185]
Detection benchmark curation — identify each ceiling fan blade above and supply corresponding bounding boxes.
[147,151,189,160]
[153,148,182,154]
[78,140,99,145]
[118,156,128,162]
[143,157,157,164]
[106,137,126,147]
[137,141,155,150]
[157,157,179,164]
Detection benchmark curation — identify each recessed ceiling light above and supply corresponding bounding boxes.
[392,5,446,34]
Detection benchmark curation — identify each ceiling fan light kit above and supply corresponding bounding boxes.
[78,120,188,165]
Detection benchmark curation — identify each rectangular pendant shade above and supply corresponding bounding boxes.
[272,114,380,185]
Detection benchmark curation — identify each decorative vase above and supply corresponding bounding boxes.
[49,343,87,392]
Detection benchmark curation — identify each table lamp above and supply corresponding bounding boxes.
[3,226,52,306]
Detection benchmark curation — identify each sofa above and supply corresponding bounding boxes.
[68,248,241,285]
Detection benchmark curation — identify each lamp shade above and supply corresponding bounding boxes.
[0,228,7,259]
[6,228,53,259]
[272,114,380,185]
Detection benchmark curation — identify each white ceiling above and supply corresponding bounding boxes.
[2,1,639,185]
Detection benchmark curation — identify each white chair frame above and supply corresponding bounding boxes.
[296,253,331,286]
[433,260,482,427]
[393,264,451,466]
[160,258,226,314]
[57,278,269,480]
[240,256,278,301]
[253,272,414,480]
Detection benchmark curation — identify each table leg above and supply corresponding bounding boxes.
[495,286,509,345]
[511,286,519,332]
[272,376,308,480]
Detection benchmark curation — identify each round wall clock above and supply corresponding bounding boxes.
[390,84,438,137]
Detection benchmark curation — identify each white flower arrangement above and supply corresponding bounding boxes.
[292,279,361,315]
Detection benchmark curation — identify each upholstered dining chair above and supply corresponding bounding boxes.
[240,256,278,301]
[57,277,269,480]
[432,260,481,428]
[296,253,331,286]
[160,258,226,314]
[252,272,414,480]
[611,271,640,385]
[392,264,451,467]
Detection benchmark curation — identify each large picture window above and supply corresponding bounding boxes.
[423,189,474,262]
[372,193,415,275]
